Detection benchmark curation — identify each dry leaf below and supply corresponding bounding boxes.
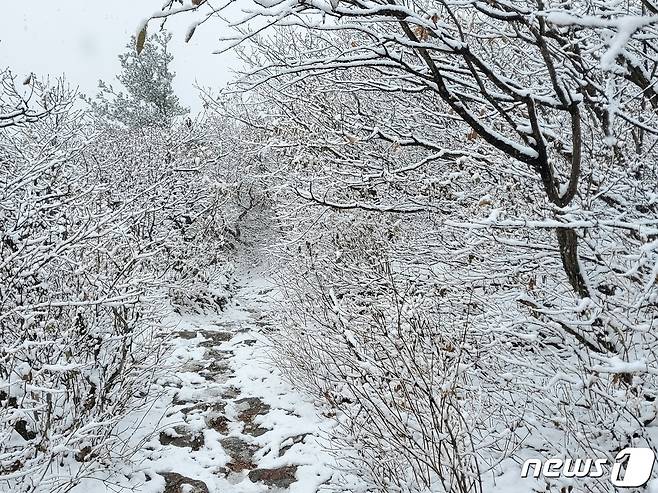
[612,373,633,386]
[413,25,430,41]
[528,277,536,291]
[136,26,147,55]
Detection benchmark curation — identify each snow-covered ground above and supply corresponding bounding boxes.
[68,269,366,493]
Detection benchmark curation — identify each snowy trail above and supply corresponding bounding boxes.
[72,270,362,493]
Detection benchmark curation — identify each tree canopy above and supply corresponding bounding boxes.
[84,31,188,128]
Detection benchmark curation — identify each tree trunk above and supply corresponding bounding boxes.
[555,227,589,298]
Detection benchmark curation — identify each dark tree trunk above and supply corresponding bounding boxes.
[555,227,589,298]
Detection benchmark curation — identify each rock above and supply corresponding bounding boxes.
[235,397,270,420]
[202,356,232,377]
[203,348,232,360]
[173,386,225,406]
[252,319,272,329]
[161,472,209,493]
[205,414,229,434]
[159,426,204,451]
[234,397,271,436]
[280,433,309,456]
[175,330,199,340]
[243,423,269,437]
[180,401,226,416]
[212,320,241,330]
[219,436,258,471]
[201,348,233,381]
[181,360,207,373]
[198,330,232,347]
[221,386,241,399]
[248,466,298,488]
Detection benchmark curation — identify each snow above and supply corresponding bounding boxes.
[4,2,658,492]
[590,357,648,375]
[545,12,658,72]
[64,269,365,493]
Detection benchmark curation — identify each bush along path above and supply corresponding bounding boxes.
[71,268,366,493]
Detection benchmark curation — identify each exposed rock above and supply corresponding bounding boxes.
[205,414,229,434]
[212,320,242,330]
[201,348,233,380]
[235,397,270,420]
[203,348,232,360]
[198,330,232,347]
[280,433,309,456]
[252,319,273,329]
[180,401,226,416]
[221,385,241,399]
[243,423,269,437]
[203,361,232,375]
[175,330,198,340]
[159,426,204,451]
[219,436,258,471]
[248,466,298,489]
[234,396,271,436]
[172,386,225,405]
[161,472,209,493]
[172,392,191,405]
[14,419,36,441]
[181,360,207,373]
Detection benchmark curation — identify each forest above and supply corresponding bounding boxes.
[1,1,658,492]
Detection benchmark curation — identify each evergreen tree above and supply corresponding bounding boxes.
[85,31,188,128]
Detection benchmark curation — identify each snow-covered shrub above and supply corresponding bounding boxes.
[196,14,658,490]
[87,2,658,489]
[0,69,253,490]
[271,169,658,493]
[0,76,167,491]
[80,120,240,314]
[272,213,488,492]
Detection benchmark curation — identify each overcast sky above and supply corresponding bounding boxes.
[0,1,239,113]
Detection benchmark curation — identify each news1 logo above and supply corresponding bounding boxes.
[521,448,655,487]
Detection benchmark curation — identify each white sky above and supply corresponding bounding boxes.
[0,1,240,113]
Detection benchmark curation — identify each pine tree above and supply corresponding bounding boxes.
[85,31,188,128]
